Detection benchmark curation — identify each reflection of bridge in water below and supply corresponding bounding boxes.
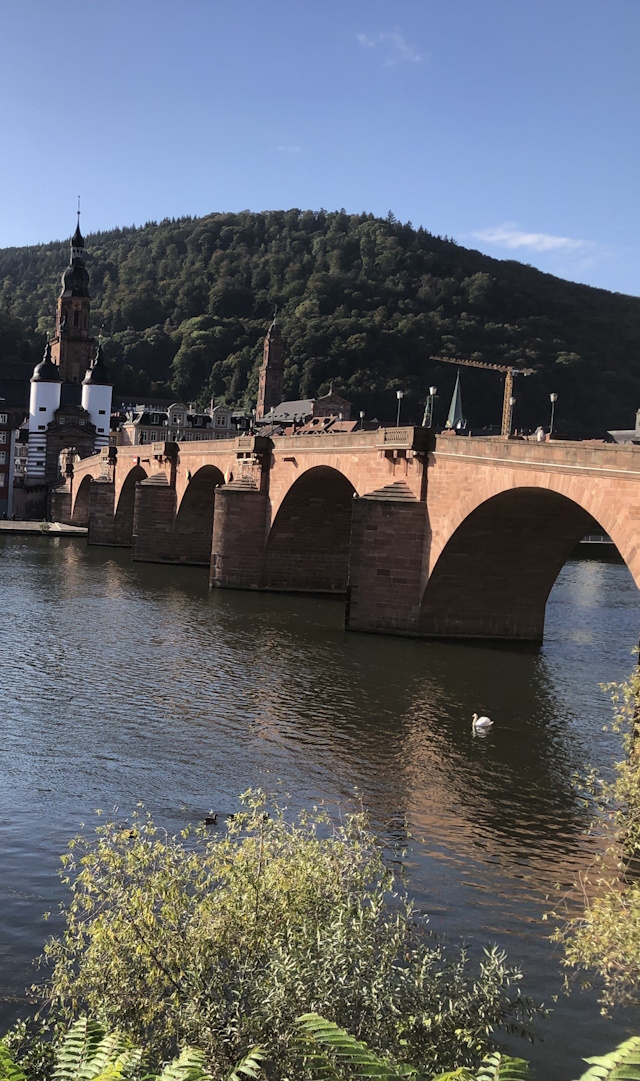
[53,428,640,642]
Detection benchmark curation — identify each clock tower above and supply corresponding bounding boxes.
[49,213,94,383]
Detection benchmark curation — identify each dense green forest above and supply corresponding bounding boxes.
[1,208,639,434]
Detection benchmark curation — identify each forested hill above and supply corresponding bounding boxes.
[1,208,639,435]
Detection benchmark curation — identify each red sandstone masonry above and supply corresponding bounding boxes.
[347,489,428,635]
[87,480,117,546]
[68,431,640,640]
[210,484,269,590]
[133,479,177,563]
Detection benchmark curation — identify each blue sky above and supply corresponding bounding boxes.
[1,0,639,295]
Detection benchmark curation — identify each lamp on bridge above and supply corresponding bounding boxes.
[422,386,437,428]
[549,392,558,437]
[508,395,516,436]
[359,410,365,430]
[396,389,404,428]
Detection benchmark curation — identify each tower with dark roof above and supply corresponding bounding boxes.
[26,342,62,481]
[81,343,113,451]
[256,316,284,420]
[49,213,95,384]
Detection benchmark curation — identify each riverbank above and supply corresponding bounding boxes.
[0,521,87,536]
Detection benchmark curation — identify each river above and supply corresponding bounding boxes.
[0,535,639,1079]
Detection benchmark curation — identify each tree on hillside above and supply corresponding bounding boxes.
[1,210,639,433]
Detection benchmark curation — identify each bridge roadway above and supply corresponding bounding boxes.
[52,427,640,641]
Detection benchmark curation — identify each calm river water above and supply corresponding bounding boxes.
[1,536,639,1079]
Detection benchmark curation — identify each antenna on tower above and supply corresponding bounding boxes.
[77,195,81,224]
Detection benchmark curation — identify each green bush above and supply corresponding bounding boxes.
[40,792,541,1078]
[552,666,640,1011]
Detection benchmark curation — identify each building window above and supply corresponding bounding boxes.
[74,311,79,327]
[38,425,45,430]
[98,428,104,433]
[98,410,106,415]
[39,406,46,412]
[0,471,6,484]
[0,413,7,424]
[0,432,7,443]
[0,452,6,464]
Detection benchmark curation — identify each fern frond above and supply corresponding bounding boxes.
[226,1048,265,1081]
[475,1051,529,1080]
[576,1034,640,1080]
[0,1041,29,1081]
[52,1019,107,1081]
[153,1047,212,1081]
[295,1014,417,1080]
[77,1031,134,1081]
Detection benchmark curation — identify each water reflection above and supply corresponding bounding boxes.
[0,536,639,1079]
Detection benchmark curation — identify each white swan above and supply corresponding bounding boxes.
[472,713,494,731]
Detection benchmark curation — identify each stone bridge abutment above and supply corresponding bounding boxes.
[53,430,640,642]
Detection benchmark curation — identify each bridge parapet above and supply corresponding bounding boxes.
[433,435,640,477]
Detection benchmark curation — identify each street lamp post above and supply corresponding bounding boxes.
[508,395,516,436]
[422,385,437,428]
[396,389,404,428]
[549,392,558,436]
[359,410,365,430]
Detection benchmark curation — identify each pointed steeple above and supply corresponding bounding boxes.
[71,203,85,264]
[31,340,62,383]
[82,342,111,386]
[445,372,465,430]
[256,313,284,420]
[50,206,94,383]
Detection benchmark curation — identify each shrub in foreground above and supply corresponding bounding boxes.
[553,667,640,1011]
[39,792,541,1077]
[3,1014,640,1081]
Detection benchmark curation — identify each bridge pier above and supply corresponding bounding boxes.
[51,485,72,524]
[210,481,269,590]
[87,480,117,546]
[346,482,428,636]
[133,477,177,563]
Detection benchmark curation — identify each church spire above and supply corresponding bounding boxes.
[256,313,284,420]
[49,206,94,383]
[71,199,85,263]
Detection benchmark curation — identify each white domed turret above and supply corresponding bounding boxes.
[81,343,113,452]
[26,342,62,480]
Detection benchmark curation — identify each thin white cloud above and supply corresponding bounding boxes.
[357,31,422,65]
[472,223,585,253]
[275,145,302,154]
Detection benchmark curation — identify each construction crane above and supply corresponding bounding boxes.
[430,355,535,437]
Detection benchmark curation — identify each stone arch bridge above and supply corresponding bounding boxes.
[52,428,640,641]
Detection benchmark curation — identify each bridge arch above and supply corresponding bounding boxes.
[114,465,147,546]
[71,474,93,526]
[421,481,634,641]
[265,465,356,593]
[174,465,225,565]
